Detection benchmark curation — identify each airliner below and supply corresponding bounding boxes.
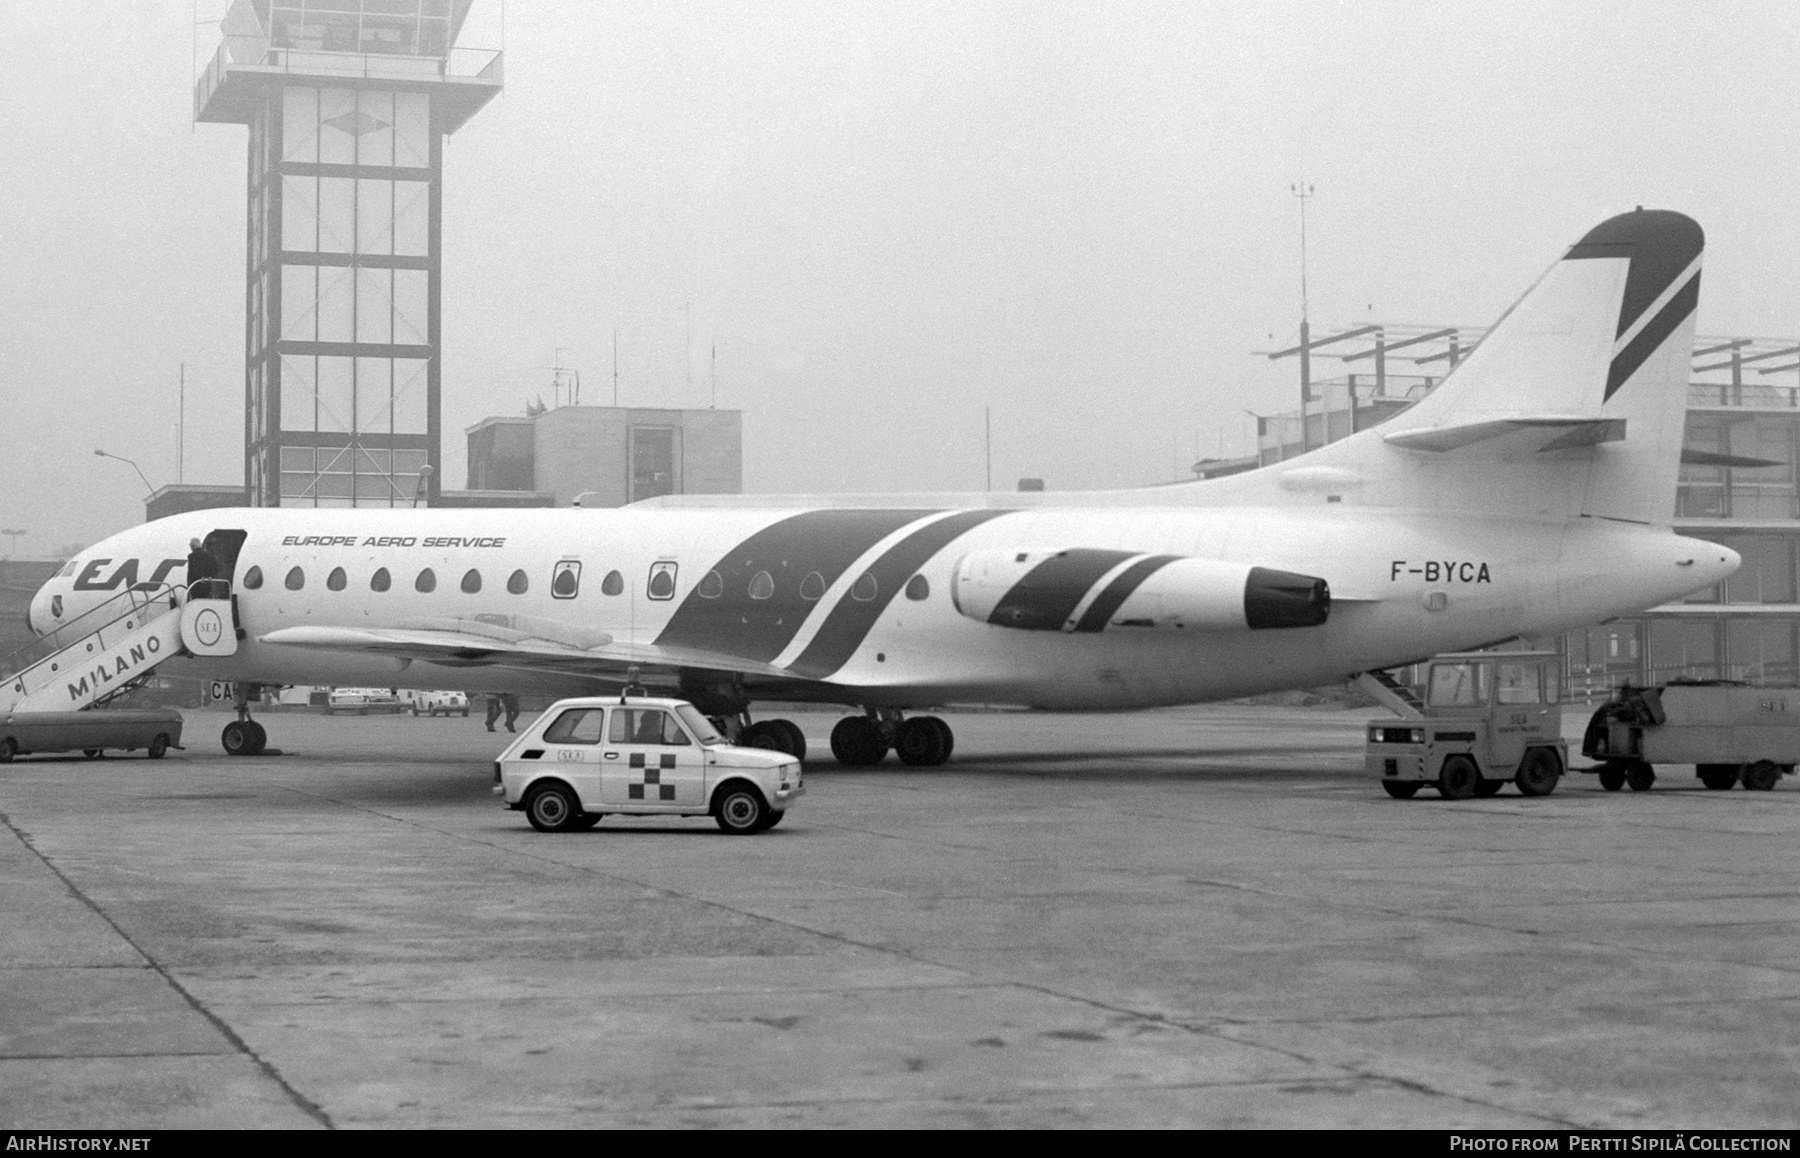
[23,209,1738,765]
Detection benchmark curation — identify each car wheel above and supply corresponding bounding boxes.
[0,737,16,763]
[1597,762,1626,791]
[147,733,169,760]
[764,809,786,828]
[1624,761,1656,792]
[525,781,583,833]
[1514,747,1562,797]
[1381,780,1421,799]
[571,813,603,831]
[1742,761,1780,791]
[713,783,770,834]
[1698,764,1739,790]
[1438,754,1479,800]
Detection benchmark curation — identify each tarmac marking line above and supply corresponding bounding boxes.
[0,807,336,1130]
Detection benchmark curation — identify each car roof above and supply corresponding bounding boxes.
[546,696,692,711]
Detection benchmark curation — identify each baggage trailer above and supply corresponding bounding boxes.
[1582,683,1796,791]
[1361,651,1567,800]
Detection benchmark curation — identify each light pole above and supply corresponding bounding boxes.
[94,449,155,498]
[0,529,25,558]
[1290,180,1315,451]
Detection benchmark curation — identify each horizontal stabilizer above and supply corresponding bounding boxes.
[1383,417,1625,454]
[1679,448,1784,469]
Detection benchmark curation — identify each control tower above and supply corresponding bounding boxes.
[194,1,502,507]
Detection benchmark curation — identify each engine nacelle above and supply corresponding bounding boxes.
[950,548,1330,633]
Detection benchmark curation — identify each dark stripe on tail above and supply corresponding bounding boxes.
[785,509,1014,679]
[1072,554,1180,632]
[1605,273,1699,401]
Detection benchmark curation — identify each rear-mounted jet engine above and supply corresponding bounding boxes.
[950,548,1330,633]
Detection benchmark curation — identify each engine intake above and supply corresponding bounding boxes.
[950,549,1330,633]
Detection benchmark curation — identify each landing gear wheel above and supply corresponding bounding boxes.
[895,717,951,766]
[525,781,583,832]
[243,721,267,755]
[0,737,14,763]
[1514,747,1563,797]
[1742,761,1780,791]
[830,717,888,766]
[147,733,169,760]
[1624,761,1656,792]
[713,784,771,834]
[742,720,806,761]
[919,716,953,761]
[1437,755,1480,800]
[221,721,253,756]
[1698,764,1739,790]
[1597,762,1626,791]
[1381,780,1421,799]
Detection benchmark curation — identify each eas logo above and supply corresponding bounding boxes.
[74,557,185,591]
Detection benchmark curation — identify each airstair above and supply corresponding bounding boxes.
[0,585,238,714]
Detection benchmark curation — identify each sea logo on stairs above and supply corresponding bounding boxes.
[192,607,224,648]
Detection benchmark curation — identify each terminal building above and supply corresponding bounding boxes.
[1244,327,1800,698]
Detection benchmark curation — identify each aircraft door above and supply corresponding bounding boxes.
[202,529,249,595]
[600,708,705,808]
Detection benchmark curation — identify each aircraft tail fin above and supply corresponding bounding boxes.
[1267,209,1704,525]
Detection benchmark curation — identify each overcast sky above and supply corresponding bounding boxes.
[2,1,1797,555]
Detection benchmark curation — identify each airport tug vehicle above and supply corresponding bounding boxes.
[1361,652,1567,800]
[1582,683,1797,792]
[494,694,803,833]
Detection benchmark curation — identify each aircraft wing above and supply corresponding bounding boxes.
[256,621,795,682]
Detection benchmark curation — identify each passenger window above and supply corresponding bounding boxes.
[905,574,930,601]
[697,570,723,599]
[371,567,391,592]
[327,567,347,591]
[285,566,305,591]
[800,571,825,601]
[542,708,605,744]
[601,570,623,596]
[552,561,581,599]
[851,572,878,602]
[461,568,482,594]
[647,562,677,600]
[507,569,528,595]
[242,566,263,590]
[748,571,774,600]
[416,568,436,593]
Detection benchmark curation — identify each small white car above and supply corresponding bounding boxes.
[406,690,470,717]
[324,687,403,715]
[494,696,803,834]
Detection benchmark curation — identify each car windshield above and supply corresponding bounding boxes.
[674,704,725,746]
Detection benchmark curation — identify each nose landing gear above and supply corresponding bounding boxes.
[220,684,268,756]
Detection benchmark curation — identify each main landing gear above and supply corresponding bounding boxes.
[738,716,807,761]
[220,684,268,756]
[830,710,954,767]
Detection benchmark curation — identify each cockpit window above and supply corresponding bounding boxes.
[56,560,77,579]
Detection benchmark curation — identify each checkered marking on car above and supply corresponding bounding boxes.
[627,752,679,800]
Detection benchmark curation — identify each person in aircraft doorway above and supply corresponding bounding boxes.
[485,692,521,733]
[185,538,224,600]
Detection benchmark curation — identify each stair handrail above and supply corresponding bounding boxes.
[0,584,187,685]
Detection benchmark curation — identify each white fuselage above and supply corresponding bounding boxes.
[30,502,1734,711]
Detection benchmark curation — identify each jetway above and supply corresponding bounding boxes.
[0,585,237,715]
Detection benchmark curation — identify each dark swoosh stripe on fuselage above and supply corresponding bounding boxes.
[785,508,1015,680]
[654,509,937,663]
[1072,554,1181,632]
[987,548,1138,631]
